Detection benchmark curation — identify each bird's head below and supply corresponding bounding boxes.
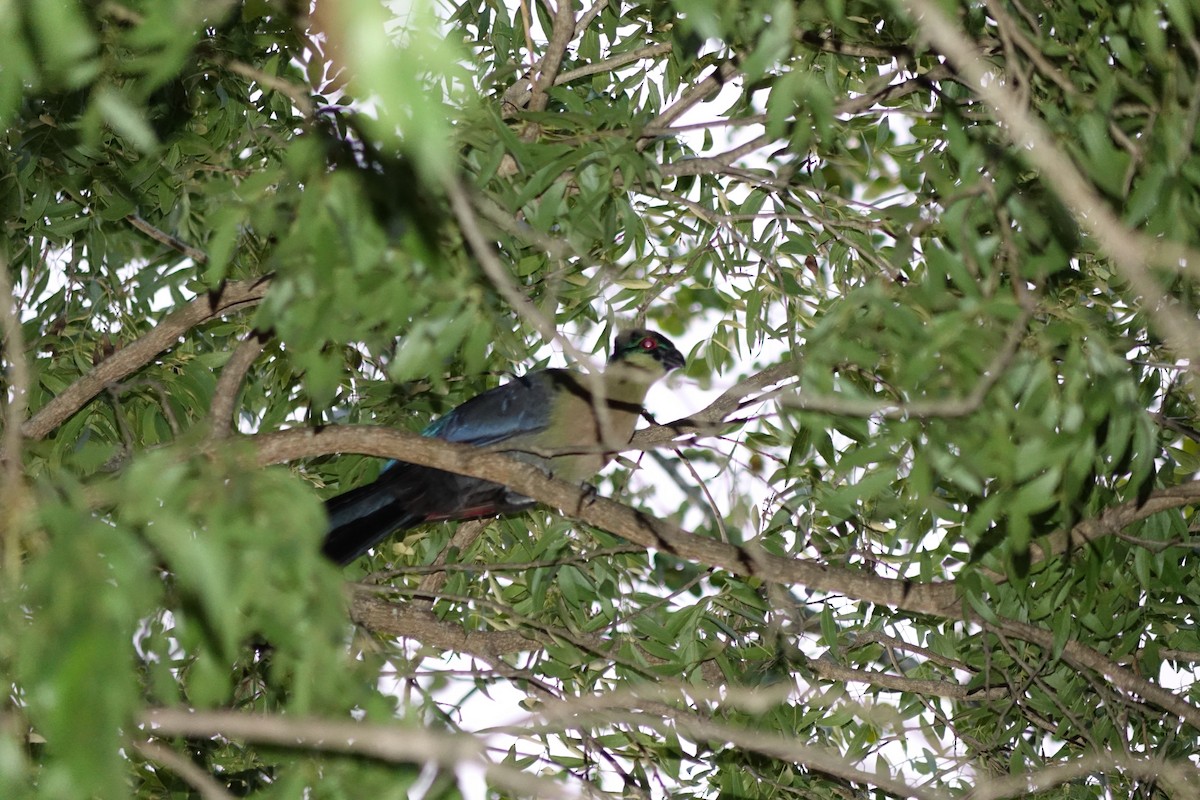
[608,329,686,378]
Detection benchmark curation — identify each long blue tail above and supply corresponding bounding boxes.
[321,462,536,565]
[321,466,425,565]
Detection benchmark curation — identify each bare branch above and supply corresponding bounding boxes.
[967,748,1200,800]
[631,361,799,448]
[1028,481,1200,569]
[645,61,741,134]
[512,704,940,800]
[558,43,672,85]
[806,653,1007,701]
[348,590,538,660]
[660,133,774,178]
[989,615,1200,731]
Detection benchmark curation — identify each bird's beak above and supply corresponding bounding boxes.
[662,346,686,372]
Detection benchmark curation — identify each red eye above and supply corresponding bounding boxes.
[640,336,657,350]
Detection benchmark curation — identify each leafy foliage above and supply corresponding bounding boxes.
[4,0,1200,798]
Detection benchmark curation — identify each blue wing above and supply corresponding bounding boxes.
[421,370,559,445]
[322,370,560,565]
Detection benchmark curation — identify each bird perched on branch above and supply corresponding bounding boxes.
[321,329,686,565]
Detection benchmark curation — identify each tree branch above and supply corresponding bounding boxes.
[259,424,1200,731]
[0,255,30,568]
[524,0,577,116]
[124,215,209,263]
[140,707,573,799]
[966,749,1200,800]
[253,425,961,617]
[131,739,235,800]
[0,258,28,500]
[806,653,1008,702]
[348,589,539,659]
[644,60,741,135]
[902,0,1200,372]
[989,615,1200,731]
[22,278,272,441]
[631,361,799,448]
[208,330,269,440]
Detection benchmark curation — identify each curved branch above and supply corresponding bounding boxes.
[258,425,1200,729]
[208,330,270,440]
[259,425,1200,624]
[140,707,571,799]
[252,424,961,617]
[22,278,272,441]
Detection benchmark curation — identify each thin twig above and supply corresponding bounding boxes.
[369,545,644,579]
[124,215,209,263]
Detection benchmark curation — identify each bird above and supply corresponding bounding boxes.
[321,329,686,565]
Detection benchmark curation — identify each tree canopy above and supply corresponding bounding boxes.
[4,0,1200,797]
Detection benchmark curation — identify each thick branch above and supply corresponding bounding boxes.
[140,707,570,798]
[348,589,538,658]
[22,278,272,441]
[0,257,29,502]
[260,426,1200,728]
[524,0,576,115]
[967,750,1200,800]
[253,425,960,617]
